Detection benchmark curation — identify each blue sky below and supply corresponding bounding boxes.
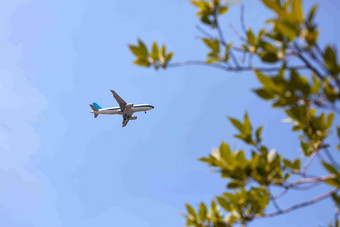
[0,0,339,226]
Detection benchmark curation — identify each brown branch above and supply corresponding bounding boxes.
[257,189,338,218]
[215,14,226,46]
[289,182,322,190]
[214,13,240,68]
[168,61,229,70]
[294,43,325,80]
[273,188,288,200]
[168,61,308,72]
[196,25,214,39]
[284,175,335,188]
[270,197,282,212]
[301,152,317,175]
[324,148,340,169]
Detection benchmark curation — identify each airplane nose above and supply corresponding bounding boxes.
[151,105,154,109]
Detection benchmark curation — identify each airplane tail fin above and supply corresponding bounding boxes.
[89,103,100,118]
[92,103,102,110]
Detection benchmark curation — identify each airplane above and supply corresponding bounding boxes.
[90,90,154,127]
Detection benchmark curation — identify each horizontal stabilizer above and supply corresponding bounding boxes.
[94,113,98,118]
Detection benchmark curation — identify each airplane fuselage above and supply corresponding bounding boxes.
[90,104,154,116]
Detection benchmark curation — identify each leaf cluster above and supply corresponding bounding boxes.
[129,39,173,70]
[127,0,340,226]
[191,0,230,27]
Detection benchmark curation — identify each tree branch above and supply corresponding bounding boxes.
[294,43,325,80]
[257,189,338,218]
[301,152,317,175]
[324,148,340,169]
[240,4,247,37]
[214,13,240,68]
[168,61,308,72]
[284,175,335,188]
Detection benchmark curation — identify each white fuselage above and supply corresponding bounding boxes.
[90,104,154,116]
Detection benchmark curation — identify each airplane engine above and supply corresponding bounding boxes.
[125,103,134,108]
[129,116,137,120]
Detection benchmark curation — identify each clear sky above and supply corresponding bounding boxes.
[0,0,340,226]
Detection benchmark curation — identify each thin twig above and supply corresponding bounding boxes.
[168,61,308,72]
[273,188,288,199]
[324,148,340,169]
[316,151,326,162]
[168,61,228,70]
[240,4,247,36]
[301,152,317,174]
[294,43,325,80]
[270,197,282,212]
[215,13,240,68]
[284,175,335,188]
[229,24,246,42]
[215,14,226,45]
[289,182,322,190]
[257,189,338,218]
[196,25,214,39]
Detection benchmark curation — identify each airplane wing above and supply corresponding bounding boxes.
[122,116,130,127]
[110,90,127,112]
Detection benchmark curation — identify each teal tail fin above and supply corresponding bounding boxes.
[92,103,102,110]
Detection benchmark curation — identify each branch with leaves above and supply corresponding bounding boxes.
[128,0,340,226]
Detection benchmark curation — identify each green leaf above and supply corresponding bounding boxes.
[326,113,334,128]
[325,179,340,188]
[129,45,143,58]
[323,45,339,77]
[261,41,277,53]
[254,88,275,100]
[137,39,148,57]
[262,0,290,21]
[219,142,232,164]
[256,126,263,143]
[216,196,230,211]
[307,5,318,22]
[224,42,233,61]
[228,117,243,132]
[166,52,174,61]
[293,159,301,170]
[202,38,220,52]
[332,193,340,206]
[247,29,256,46]
[311,74,321,94]
[219,6,229,15]
[243,112,252,134]
[254,70,278,91]
[261,52,279,63]
[185,204,197,218]
[292,0,304,23]
[227,181,244,189]
[133,58,150,67]
[322,162,340,177]
[324,79,338,103]
[150,42,159,62]
[198,203,207,222]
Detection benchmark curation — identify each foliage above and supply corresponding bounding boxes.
[129,0,340,226]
